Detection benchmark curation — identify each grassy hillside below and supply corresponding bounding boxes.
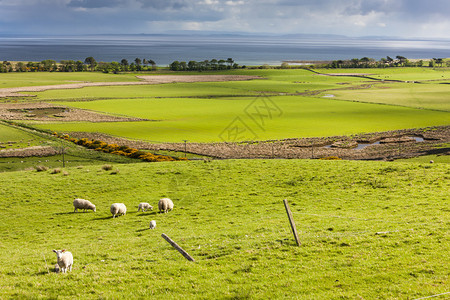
[0,159,448,299]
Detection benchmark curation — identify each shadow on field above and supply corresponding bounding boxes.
[135,212,157,217]
[92,216,113,220]
[136,228,150,232]
[54,212,76,215]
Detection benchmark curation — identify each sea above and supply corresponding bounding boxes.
[0,34,449,66]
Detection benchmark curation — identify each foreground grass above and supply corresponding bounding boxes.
[0,159,448,299]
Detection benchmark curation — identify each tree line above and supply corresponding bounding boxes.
[325,56,449,68]
[169,58,242,71]
[0,57,158,73]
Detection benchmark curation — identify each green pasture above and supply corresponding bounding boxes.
[0,122,145,172]
[1,68,449,143]
[0,154,120,173]
[0,72,140,89]
[328,82,450,111]
[0,159,448,299]
[34,96,450,142]
[315,67,450,82]
[28,69,367,101]
[0,123,46,149]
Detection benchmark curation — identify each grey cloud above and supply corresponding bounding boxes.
[137,0,188,10]
[68,0,124,9]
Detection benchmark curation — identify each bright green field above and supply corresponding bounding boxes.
[316,67,450,82]
[0,159,448,299]
[0,72,140,89]
[34,96,450,142]
[329,82,450,111]
[0,123,46,149]
[2,68,450,143]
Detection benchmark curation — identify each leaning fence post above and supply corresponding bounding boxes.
[283,199,301,246]
[161,233,195,262]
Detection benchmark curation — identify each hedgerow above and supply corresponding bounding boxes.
[53,132,186,162]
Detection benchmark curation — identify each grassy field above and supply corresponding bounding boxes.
[328,82,450,111]
[3,68,442,143]
[0,122,146,172]
[0,72,140,89]
[30,95,449,143]
[0,159,448,299]
[0,123,45,149]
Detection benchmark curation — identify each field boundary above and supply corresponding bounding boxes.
[64,126,449,161]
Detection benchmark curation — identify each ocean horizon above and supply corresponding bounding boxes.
[0,34,449,66]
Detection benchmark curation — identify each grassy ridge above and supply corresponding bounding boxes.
[0,159,448,298]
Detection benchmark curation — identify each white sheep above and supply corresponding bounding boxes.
[52,249,73,273]
[73,198,96,213]
[158,198,174,213]
[149,220,156,229]
[138,202,153,212]
[110,203,127,218]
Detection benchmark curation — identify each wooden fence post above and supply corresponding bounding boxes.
[283,199,301,246]
[161,233,195,262]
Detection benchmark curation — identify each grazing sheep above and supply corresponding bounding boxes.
[52,249,73,273]
[138,202,153,212]
[73,198,96,213]
[158,198,174,213]
[430,160,434,163]
[149,220,156,229]
[110,203,127,218]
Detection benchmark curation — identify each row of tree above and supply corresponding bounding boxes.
[326,56,449,68]
[169,58,241,71]
[0,57,158,73]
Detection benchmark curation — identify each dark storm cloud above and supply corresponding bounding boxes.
[277,0,449,18]
[0,0,449,37]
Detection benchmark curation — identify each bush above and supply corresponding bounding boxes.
[319,156,342,160]
[102,164,113,171]
[35,165,49,172]
[50,168,62,174]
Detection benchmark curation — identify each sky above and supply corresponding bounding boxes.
[0,0,449,38]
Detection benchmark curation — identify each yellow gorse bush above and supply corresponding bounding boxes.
[55,132,186,162]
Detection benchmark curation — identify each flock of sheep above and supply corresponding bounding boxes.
[52,197,174,273]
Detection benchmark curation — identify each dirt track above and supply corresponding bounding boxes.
[0,75,262,97]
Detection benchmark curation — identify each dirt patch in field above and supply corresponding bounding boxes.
[0,102,147,122]
[320,73,375,76]
[0,75,262,98]
[65,126,449,161]
[0,146,58,158]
